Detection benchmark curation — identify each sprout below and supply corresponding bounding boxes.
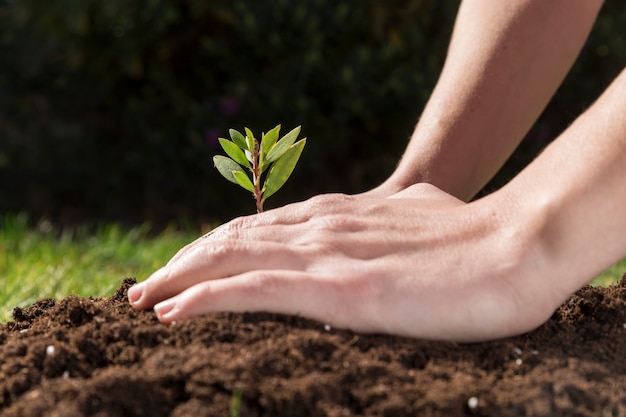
[213,125,306,213]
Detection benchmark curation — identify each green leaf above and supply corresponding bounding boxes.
[244,127,256,153]
[265,125,301,163]
[232,170,255,193]
[259,124,281,175]
[260,124,281,157]
[229,129,248,150]
[213,155,245,184]
[262,138,306,201]
[218,138,251,168]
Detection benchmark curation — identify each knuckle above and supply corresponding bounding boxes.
[408,182,440,194]
[214,215,253,239]
[302,242,336,259]
[222,217,247,234]
[406,183,454,201]
[201,239,240,262]
[304,193,355,213]
[313,214,364,233]
[296,215,364,248]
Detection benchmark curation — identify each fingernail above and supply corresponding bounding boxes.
[154,299,178,320]
[127,282,146,305]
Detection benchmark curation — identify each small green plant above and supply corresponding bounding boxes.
[213,125,306,213]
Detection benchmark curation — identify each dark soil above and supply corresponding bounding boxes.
[2,277,626,417]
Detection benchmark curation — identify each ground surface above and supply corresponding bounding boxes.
[1,277,626,417]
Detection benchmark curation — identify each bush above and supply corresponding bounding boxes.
[0,0,623,225]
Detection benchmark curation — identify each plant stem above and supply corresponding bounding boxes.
[251,138,264,213]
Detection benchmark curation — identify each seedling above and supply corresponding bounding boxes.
[213,125,306,213]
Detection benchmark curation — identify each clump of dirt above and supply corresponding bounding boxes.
[2,276,626,416]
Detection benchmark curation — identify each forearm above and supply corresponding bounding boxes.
[490,67,626,299]
[386,0,603,200]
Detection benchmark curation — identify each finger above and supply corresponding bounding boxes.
[205,216,412,261]
[129,240,310,310]
[152,270,357,330]
[168,194,359,262]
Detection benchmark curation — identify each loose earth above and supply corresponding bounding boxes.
[1,277,626,416]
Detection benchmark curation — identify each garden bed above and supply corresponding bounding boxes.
[1,277,626,416]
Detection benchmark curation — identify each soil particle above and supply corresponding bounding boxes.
[2,276,626,416]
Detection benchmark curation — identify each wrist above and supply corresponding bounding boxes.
[472,187,569,316]
[483,178,596,310]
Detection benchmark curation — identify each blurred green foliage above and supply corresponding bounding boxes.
[0,0,623,225]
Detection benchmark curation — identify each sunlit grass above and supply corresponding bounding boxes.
[0,214,199,322]
[590,259,626,287]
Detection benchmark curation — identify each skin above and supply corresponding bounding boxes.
[128,0,626,342]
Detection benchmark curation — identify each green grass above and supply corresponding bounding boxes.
[1,213,625,323]
[0,214,199,322]
[590,260,626,287]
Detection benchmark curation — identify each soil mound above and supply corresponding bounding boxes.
[2,277,626,416]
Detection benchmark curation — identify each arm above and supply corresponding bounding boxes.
[376,0,603,200]
[492,67,626,301]
[127,1,623,342]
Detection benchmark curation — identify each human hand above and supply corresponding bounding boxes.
[128,184,562,342]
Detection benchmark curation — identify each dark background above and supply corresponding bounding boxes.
[0,0,624,228]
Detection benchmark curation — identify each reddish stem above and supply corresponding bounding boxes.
[251,138,264,213]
